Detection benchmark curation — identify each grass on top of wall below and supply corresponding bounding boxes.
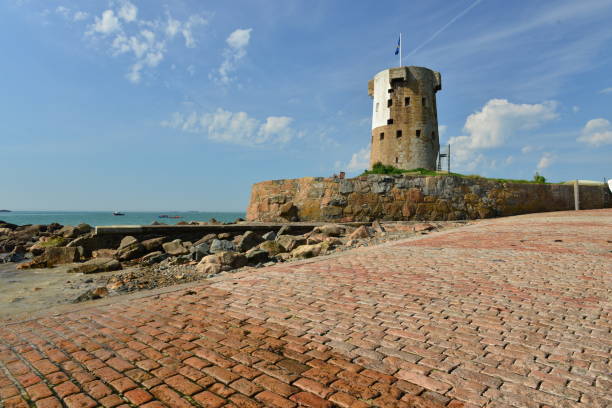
[361,163,550,184]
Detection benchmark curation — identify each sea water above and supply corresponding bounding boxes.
[0,211,246,227]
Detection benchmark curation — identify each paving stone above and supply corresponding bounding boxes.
[1,209,610,407]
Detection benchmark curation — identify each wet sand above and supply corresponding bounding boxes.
[0,262,125,322]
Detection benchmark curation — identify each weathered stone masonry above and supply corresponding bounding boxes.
[369,66,442,171]
[247,174,612,222]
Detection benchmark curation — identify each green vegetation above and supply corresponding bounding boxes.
[361,162,553,184]
[38,237,68,247]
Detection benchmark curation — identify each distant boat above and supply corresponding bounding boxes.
[0,209,10,212]
[113,211,125,216]
[158,214,169,218]
[168,216,182,219]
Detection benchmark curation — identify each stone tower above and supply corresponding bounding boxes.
[368,66,442,170]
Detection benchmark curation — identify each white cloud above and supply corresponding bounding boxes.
[161,109,297,146]
[438,124,448,138]
[346,147,371,172]
[521,145,534,154]
[56,6,70,18]
[448,99,558,170]
[504,155,514,165]
[117,0,137,22]
[84,4,208,84]
[90,9,121,34]
[537,152,554,170]
[577,118,612,146]
[600,87,612,94]
[216,28,252,84]
[73,11,89,21]
[572,106,580,113]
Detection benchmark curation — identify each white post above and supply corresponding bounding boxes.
[574,180,579,211]
[399,32,402,67]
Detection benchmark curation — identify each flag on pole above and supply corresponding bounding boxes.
[395,36,401,55]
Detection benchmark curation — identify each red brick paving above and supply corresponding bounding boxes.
[1,209,610,407]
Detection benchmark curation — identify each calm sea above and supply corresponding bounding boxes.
[0,211,246,227]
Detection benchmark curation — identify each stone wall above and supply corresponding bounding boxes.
[246,174,612,222]
[368,66,442,171]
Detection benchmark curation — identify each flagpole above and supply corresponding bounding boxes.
[399,32,402,67]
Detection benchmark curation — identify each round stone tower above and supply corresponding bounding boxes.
[368,66,442,170]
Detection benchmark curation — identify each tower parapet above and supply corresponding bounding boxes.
[368,66,442,170]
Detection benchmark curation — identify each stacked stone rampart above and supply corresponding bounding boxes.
[246,175,612,222]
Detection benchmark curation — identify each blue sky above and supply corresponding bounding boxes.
[1,0,611,211]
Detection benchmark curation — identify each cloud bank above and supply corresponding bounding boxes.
[161,109,298,146]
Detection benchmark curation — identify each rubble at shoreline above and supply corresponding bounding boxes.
[0,219,470,304]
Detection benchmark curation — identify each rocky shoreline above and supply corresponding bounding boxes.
[1,219,470,314]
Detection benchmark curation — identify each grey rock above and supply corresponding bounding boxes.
[142,251,167,265]
[237,231,262,252]
[262,231,276,241]
[191,243,210,261]
[210,239,236,254]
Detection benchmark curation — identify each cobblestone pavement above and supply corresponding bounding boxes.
[1,209,610,408]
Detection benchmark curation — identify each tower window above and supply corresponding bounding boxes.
[422,97,427,106]
[395,157,398,164]
[387,99,393,107]
[416,129,421,138]
[388,88,394,93]
[387,119,393,125]
[380,132,384,140]
[404,97,410,106]
[396,130,402,138]
[376,102,379,112]
[431,131,436,138]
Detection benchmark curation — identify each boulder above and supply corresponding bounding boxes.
[218,233,232,240]
[237,231,263,252]
[306,233,326,245]
[67,258,121,274]
[18,247,81,269]
[118,236,138,250]
[194,233,217,246]
[195,262,222,275]
[324,237,344,248]
[245,248,269,264]
[92,249,117,259]
[0,227,12,236]
[276,235,307,252]
[76,223,92,234]
[191,243,210,261]
[262,231,276,241]
[142,251,167,265]
[117,238,145,261]
[200,251,247,269]
[162,239,189,256]
[276,225,289,236]
[313,224,344,237]
[348,226,370,239]
[210,239,236,253]
[258,241,285,257]
[290,243,328,259]
[58,226,81,239]
[29,236,68,255]
[142,237,166,252]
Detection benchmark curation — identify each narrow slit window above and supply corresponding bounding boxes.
[416,129,421,138]
[387,99,393,107]
[380,132,384,140]
[396,130,402,138]
[395,157,398,164]
[387,119,394,125]
[375,102,379,112]
[404,97,410,106]
[431,131,436,139]
[422,97,427,106]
